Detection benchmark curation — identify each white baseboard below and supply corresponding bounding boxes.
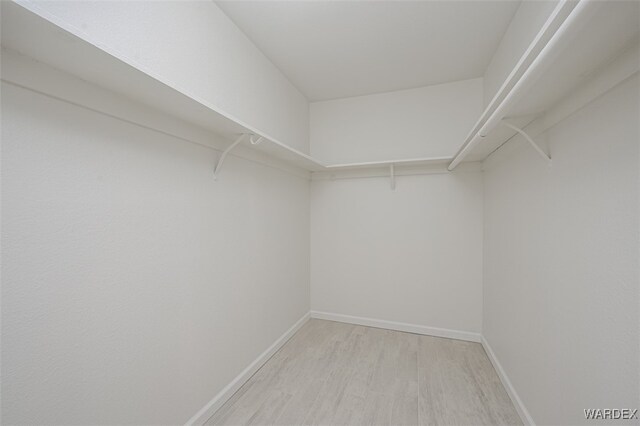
[185,312,310,426]
[309,310,481,343]
[481,336,535,426]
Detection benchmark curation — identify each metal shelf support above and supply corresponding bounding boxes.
[213,134,247,180]
[249,135,264,145]
[501,120,552,164]
[390,164,396,190]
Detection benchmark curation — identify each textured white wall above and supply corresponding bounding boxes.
[1,79,310,424]
[310,78,483,164]
[483,74,639,425]
[483,1,558,107]
[25,0,310,153]
[310,171,483,334]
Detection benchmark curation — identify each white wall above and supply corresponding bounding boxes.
[483,1,558,106]
[0,71,310,424]
[309,77,485,335]
[310,170,483,335]
[483,74,639,425]
[24,0,310,153]
[310,78,483,164]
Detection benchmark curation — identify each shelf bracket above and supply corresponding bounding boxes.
[249,135,264,145]
[501,120,551,164]
[390,164,396,191]
[213,134,247,180]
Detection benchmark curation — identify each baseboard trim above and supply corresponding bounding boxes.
[185,312,310,426]
[481,336,535,426]
[309,311,481,343]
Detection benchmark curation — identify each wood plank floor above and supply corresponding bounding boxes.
[206,319,521,426]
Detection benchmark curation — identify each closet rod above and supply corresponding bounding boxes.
[448,0,591,171]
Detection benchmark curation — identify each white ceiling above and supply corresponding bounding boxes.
[216,1,521,101]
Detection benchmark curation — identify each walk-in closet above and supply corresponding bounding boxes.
[1,1,638,425]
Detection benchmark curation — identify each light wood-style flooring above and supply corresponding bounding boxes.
[206,319,521,426]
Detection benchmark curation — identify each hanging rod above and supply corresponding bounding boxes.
[448,0,590,171]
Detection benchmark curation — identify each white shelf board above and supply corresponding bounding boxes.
[325,156,452,171]
[460,0,640,164]
[0,1,499,176]
[507,1,639,119]
[0,1,327,172]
